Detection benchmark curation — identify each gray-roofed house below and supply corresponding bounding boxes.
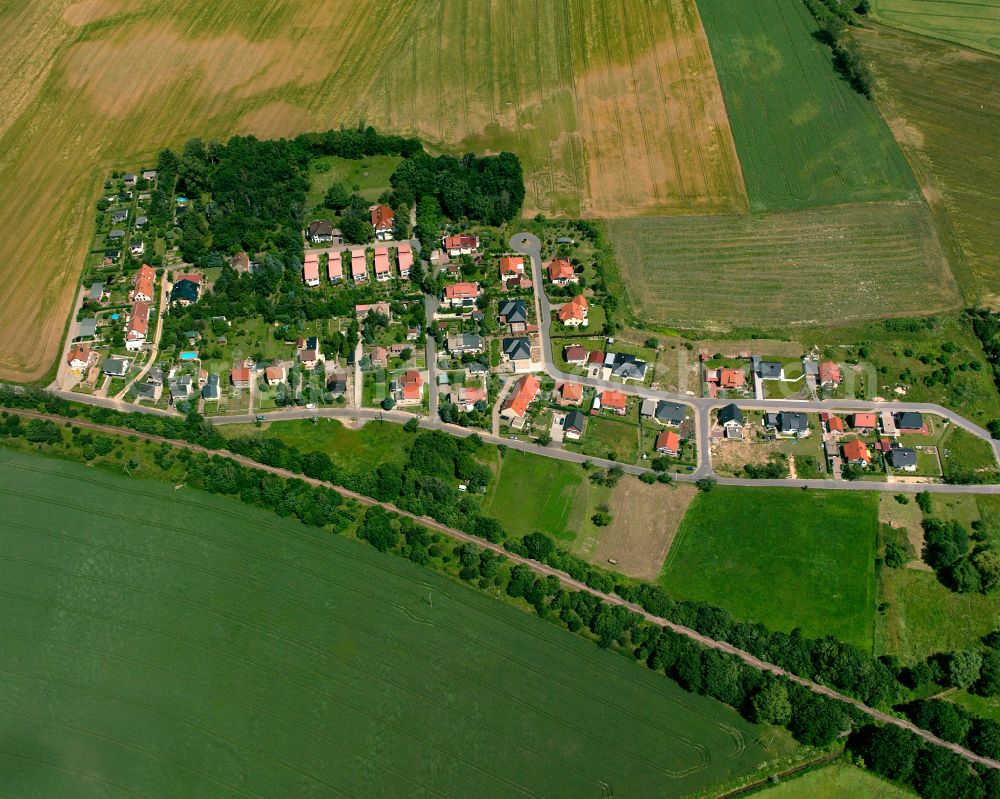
[134,381,162,402]
[147,366,164,385]
[170,376,194,400]
[88,282,104,302]
[102,357,129,377]
[652,401,686,426]
[767,411,810,436]
[718,403,744,430]
[201,374,220,401]
[135,215,148,228]
[757,360,784,380]
[111,209,128,223]
[888,446,918,471]
[502,337,531,367]
[640,397,657,417]
[142,170,157,181]
[608,353,647,382]
[894,412,925,432]
[326,374,348,395]
[564,410,586,440]
[170,279,200,306]
[77,317,97,339]
[446,333,485,354]
[498,299,528,326]
[108,229,125,240]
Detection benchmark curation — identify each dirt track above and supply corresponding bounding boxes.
[9,408,1000,770]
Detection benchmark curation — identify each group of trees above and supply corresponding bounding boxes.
[801,0,873,97]
[923,513,1000,594]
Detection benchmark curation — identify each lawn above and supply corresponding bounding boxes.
[871,0,1000,55]
[755,763,915,799]
[661,487,879,651]
[856,25,1000,301]
[305,154,402,211]
[605,203,958,331]
[566,415,641,463]
[940,425,1000,482]
[0,446,788,797]
[696,0,918,211]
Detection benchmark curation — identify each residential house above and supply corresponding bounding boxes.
[131,264,156,302]
[77,318,97,339]
[564,345,586,366]
[230,251,251,275]
[130,241,145,257]
[108,229,125,241]
[765,411,809,436]
[458,385,487,410]
[201,374,219,401]
[170,376,194,401]
[446,334,484,354]
[351,250,368,283]
[499,256,525,281]
[555,381,583,406]
[849,413,877,432]
[718,404,744,435]
[500,374,540,423]
[564,410,586,440]
[880,410,899,437]
[888,446,918,471]
[369,347,388,368]
[600,390,628,416]
[135,215,148,229]
[818,361,842,388]
[66,344,95,370]
[123,173,137,186]
[842,439,871,467]
[134,381,162,402]
[327,249,344,283]
[307,220,335,244]
[374,246,392,282]
[102,357,130,377]
[103,249,120,264]
[607,353,646,382]
[299,348,322,370]
[355,302,391,321]
[170,275,201,306]
[111,208,129,224]
[88,282,105,303]
[895,412,925,434]
[443,234,480,257]
[326,373,348,395]
[443,282,480,309]
[231,367,251,389]
[370,205,395,240]
[125,300,150,350]
[498,299,528,329]
[397,242,413,279]
[303,252,320,286]
[756,360,784,380]
[655,430,681,456]
[648,400,686,426]
[718,368,746,389]
[558,295,589,327]
[548,258,577,285]
[265,365,286,387]
[824,413,845,434]
[141,170,157,181]
[502,337,532,371]
[147,366,164,385]
[398,370,424,404]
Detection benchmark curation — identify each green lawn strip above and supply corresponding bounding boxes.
[754,762,916,798]
[0,446,786,798]
[661,487,879,651]
[305,154,402,210]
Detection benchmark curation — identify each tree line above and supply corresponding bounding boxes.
[801,0,874,97]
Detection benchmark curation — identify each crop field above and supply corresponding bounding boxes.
[696,0,918,211]
[0,447,790,797]
[0,0,745,381]
[661,487,879,651]
[605,202,959,330]
[856,26,1000,303]
[755,764,915,799]
[872,0,1000,55]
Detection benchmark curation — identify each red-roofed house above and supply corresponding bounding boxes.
[303,253,320,286]
[327,250,343,283]
[850,413,877,432]
[231,251,251,274]
[564,345,586,365]
[351,250,368,283]
[231,366,251,388]
[500,374,540,422]
[265,365,286,386]
[66,344,95,370]
[548,258,577,285]
[396,242,413,278]
[655,430,680,456]
[499,256,524,280]
[842,439,871,466]
[826,415,845,434]
[370,205,395,240]
[558,295,589,327]
[355,302,392,321]
[399,370,424,404]
[443,234,480,257]
[131,264,156,302]
[819,361,842,387]
[125,300,150,350]
[444,282,481,309]
[555,381,583,406]
[601,390,628,416]
[374,246,391,282]
[587,350,605,365]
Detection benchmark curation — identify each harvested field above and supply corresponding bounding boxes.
[857,25,1000,303]
[872,0,1000,55]
[0,447,786,797]
[696,0,918,211]
[0,0,744,381]
[605,202,960,330]
[589,481,697,581]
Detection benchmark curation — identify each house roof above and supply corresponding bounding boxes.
[548,258,575,281]
[778,412,808,432]
[499,255,524,275]
[308,219,333,236]
[842,439,870,463]
[656,430,680,453]
[558,295,588,322]
[819,361,842,384]
[610,354,646,380]
[78,318,97,337]
[895,411,924,430]
[88,282,104,300]
[654,401,686,424]
[444,234,479,250]
[446,333,484,351]
[370,204,394,230]
[758,361,783,379]
[231,367,250,383]
[170,279,199,303]
[719,367,745,388]
[718,404,744,425]
[328,251,343,279]
[827,415,845,432]
[66,344,93,365]
[265,365,285,381]
[498,299,528,324]
[558,382,583,402]
[303,257,319,282]
[445,281,480,300]
[502,374,540,418]
[601,390,628,410]
[889,447,918,468]
[126,300,149,337]
[564,410,586,432]
[102,357,128,375]
[201,374,219,399]
[851,413,877,428]
[461,386,487,404]
[355,302,391,318]
[402,369,423,400]
[564,345,586,362]
[502,337,531,361]
[587,350,605,365]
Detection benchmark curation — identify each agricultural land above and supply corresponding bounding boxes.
[605,202,958,330]
[870,0,1000,55]
[660,487,880,651]
[856,24,1000,303]
[755,763,917,799]
[0,447,787,798]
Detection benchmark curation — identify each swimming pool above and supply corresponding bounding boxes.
[179,351,198,360]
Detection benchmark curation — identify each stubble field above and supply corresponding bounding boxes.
[0,446,787,797]
[605,201,959,330]
[0,0,746,381]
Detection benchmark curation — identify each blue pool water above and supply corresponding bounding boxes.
[179,351,198,360]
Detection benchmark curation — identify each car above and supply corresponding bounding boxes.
[255,415,266,422]
[305,403,316,409]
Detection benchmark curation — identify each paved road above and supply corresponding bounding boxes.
[424,294,439,421]
[10,406,1000,771]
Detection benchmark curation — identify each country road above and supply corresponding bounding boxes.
[8,407,1000,771]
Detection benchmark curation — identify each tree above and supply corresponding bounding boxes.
[912,745,979,799]
[787,692,846,746]
[536,431,551,446]
[884,541,907,568]
[695,477,716,492]
[968,717,1000,759]
[357,506,398,552]
[849,724,919,782]
[323,182,351,210]
[906,699,971,743]
[974,547,1000,593]
[977,650,1000,696]
[948,649,983,688]
[949,557,983,593]
[404,417,419,433]
[750,680,791,725]
[916,491,933,514]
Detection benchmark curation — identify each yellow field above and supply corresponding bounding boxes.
[0,0,745,381]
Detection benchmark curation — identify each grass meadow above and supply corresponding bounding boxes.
[696,0,918,212]
[0,0,746,381]
[660,487,879,651]
[0,446,791,797]
[605,202,959,330]
[856,25,1000,303]
[871,0,1000,55]
[755,763,916,799]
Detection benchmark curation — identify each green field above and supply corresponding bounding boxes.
[0,446,791,797]
[306,154,402,212]
[856,25,1000,301]
[605,203,958,330]
[661,487,879,651]
[756,763,915,798]
[696,0,918,211]
[872,0,1000,55]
